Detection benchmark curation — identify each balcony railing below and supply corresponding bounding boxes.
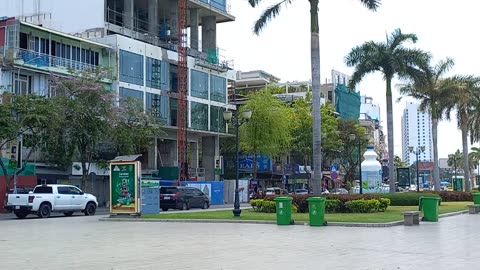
[6,48,100,73]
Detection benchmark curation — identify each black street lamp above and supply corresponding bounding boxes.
[409,146,425,192]
[223,108,252,217]
[349,134,362,194]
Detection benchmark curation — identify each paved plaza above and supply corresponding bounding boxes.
[1,213,479,270]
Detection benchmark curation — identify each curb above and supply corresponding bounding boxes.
[98,210,471,227]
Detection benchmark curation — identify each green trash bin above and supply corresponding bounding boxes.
[307,197,326,226]
[419,196,441,222]
[274,196,293,225]
[473,193,480,205]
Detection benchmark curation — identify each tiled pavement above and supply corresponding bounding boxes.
[1,213,479,269]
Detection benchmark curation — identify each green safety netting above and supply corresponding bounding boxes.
[335,84,360,120]
[0,158,36,175]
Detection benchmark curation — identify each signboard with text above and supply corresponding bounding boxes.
[110,162,140,214]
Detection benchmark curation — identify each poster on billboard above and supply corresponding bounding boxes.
[110,162,139,214]
[187,183,212,199]
[232,180,249,203]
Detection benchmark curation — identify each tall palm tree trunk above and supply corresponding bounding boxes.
[310,0,322,195]
[432,118,440,191]
[386,79,395,193]
[461,125,471,191]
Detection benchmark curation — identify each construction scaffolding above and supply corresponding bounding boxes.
[177,0,188,185]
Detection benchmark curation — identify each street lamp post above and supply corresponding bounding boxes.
[223,108,252,217]
[349,134,362,194]
[409,146,425,192]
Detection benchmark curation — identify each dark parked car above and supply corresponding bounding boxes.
[160,186,210,211]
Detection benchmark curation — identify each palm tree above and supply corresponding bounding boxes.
[448,149,463,188]
[399,58,455,192]
[345,28,430,193]
[247,0,380,194]
[469,147,480,187]
[444,76,480,192]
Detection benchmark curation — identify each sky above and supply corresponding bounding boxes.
[217,0,480,160]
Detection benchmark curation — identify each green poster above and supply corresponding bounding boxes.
[110,163,136,213]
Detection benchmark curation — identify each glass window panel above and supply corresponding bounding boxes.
[190,70,208,99]
[146,57,169,90]
[119,50,144,86]
[190,102,208,131]
[210,75,226,103]
[170,98,177,126]
[119,87,144,105]
[146,92,168,123]
[210,106,225,133]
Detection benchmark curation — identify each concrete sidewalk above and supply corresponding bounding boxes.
[1,211,480,269]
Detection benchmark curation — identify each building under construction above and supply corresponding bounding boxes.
[0,0,236,182]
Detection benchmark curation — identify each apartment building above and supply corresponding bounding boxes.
[0,0,236,181]
[401,102,433,165]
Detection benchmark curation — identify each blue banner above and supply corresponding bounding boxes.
[238,154,271,172]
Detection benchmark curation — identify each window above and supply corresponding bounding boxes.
[119,50,144,86]
[68,187,82,195]
[170,98,177,126]
[191,70,208,99]
[57,187,70,194]
[119,87,144,104]
[210,75,226,103]
[210,106,225,133]
[146,93,168,123]
[14,74,31,95]
[170,64,178,92]
[33,186,53,193]
[146,57,169,90]
[191,101,208,130]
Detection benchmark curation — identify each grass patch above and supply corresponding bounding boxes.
[143,201,470,223]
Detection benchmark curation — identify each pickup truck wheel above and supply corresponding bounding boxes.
[14,211,28,219]
[64,212,74,217]
[84,202,96,216]
[37,204,51,218]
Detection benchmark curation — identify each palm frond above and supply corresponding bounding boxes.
[388,28,418,48]
[253,0,293,35]
[248,0,263,7]
[359,0,381,11]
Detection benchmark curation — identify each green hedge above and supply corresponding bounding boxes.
[250,199,297,213]
[264,194,380,213]
[378,193,440,206]
[256,196,390,213]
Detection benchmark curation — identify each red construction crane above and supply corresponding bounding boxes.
[177,0,188,185]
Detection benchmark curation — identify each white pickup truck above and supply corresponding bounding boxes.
[5,184,98,219]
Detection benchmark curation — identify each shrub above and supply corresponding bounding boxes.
[378,198,390,212]
[325,199,341,213]
[291,204,298,213]
[260,200,276,213]
[379,192,440,206]
[436,191,473,202]
[345,199,381,213]
[250,199,262,211]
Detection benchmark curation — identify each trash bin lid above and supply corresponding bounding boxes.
[420,196,441,200]
[307,197,325,202]
[274,196,293,201]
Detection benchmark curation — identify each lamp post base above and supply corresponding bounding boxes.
[232,208,242,217]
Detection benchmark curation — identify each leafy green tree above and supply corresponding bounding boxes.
[0,93,53,185]
[112,97,163,156]
[320,103,342,165]
[45,69,116,191]
[394,155,407,168]
[345,28,430,193]
[240,88,292,181]
[337,120,368,184]
[399,58,456,191]
[290,94,312,165]
[247,0,380,194]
